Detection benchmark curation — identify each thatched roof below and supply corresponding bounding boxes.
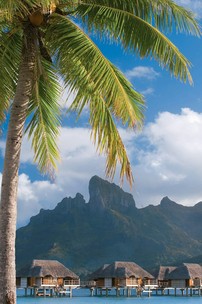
[17,259,79,279]
[157,266,177,281]
[168,263,202,280]
[88,264,110,280]
[89,261,154,280]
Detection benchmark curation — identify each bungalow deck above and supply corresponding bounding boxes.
[88,286,202,297]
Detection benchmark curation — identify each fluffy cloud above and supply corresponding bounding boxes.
[17,174,63,227]
[15,126,143,227]
[1,108,202,227]
[175,0,202,18]
[55,127,106,199]
[15,127,107,227]
[125,66,160,80]
[140,88,154,96]
[59,84,77,109]
[132,108,202,207]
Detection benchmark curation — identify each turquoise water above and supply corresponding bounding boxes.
[17,296,202,304]
[17,289,202,304]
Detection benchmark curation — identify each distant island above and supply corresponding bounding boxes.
[16,175,202,277]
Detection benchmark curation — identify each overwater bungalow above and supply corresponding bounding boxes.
[89,261,155,289]
[157,266,177,287]
[168,263,202,288]
[157,263,202,288]
[16,259,80,296]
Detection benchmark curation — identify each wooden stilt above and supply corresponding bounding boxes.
[90,287,94,296]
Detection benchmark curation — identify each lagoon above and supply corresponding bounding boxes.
[17,296,202,304]
[17,288,202,304]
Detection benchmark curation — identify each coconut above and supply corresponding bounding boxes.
[29,11,44,26]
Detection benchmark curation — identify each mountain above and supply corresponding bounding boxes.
[16,176,202,277]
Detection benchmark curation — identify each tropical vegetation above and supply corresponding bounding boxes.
[0,0,200,303]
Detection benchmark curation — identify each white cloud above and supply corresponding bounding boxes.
[174,0,202,18]
[58,79,89,114]
[17,174,63,227]
[132,108,202,207]
[125,66,160,80]
[140,88,154,96]
[15,127,108,227]
[1,108,202,227]
[59,84,77,110]
[15,126,141,227]
[55,127,106,198]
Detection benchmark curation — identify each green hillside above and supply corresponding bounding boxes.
[16,176,202,277]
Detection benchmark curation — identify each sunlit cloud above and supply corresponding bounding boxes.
[125,66,160,80]
[132,108,202,207]
[174,0,202,18]
[140,88,154,96]
[1,108,202,227]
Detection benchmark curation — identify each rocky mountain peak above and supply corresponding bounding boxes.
[160,196,184,209]
[16,176,202,276]
[160,196,174,205]
[88,175,136,210]
[54,193,86,213]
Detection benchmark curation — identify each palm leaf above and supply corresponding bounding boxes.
[89,94,134,185]
[75,1,200,83]
[0,0,60,21]
[0,0,33,19]
[46,14,144,128]
[58,54,140,184]
[26,59,61,175]
[46,14,145,184]
[68,62,138,183]
[75,0,200,35]
[0,28,22,123]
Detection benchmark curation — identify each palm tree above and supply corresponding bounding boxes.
[0,0,200,303]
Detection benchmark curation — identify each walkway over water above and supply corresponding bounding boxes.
[17,285,202,298]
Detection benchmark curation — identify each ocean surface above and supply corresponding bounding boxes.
[17,288,202,304]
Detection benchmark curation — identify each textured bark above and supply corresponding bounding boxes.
[0,24,37,304]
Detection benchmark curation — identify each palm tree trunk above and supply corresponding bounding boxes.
[0,24,37,304]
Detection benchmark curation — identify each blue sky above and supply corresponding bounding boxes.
[1,1,202,227]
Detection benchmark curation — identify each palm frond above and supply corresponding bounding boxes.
[89,94,134,185]
[59,57,140,185]
[75,1,200,83]
[76,0,201,35]
[0,0,60,21]
[46,14,145,184]
[0,0,33,19]
[26,59,61,175]
[46,14,144,128]
[0,28,22,123]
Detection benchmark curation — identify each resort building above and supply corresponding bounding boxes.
[157,263,202,288]
[157,266,177,287]
[16,259,80,296]
[89,261,155,288]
